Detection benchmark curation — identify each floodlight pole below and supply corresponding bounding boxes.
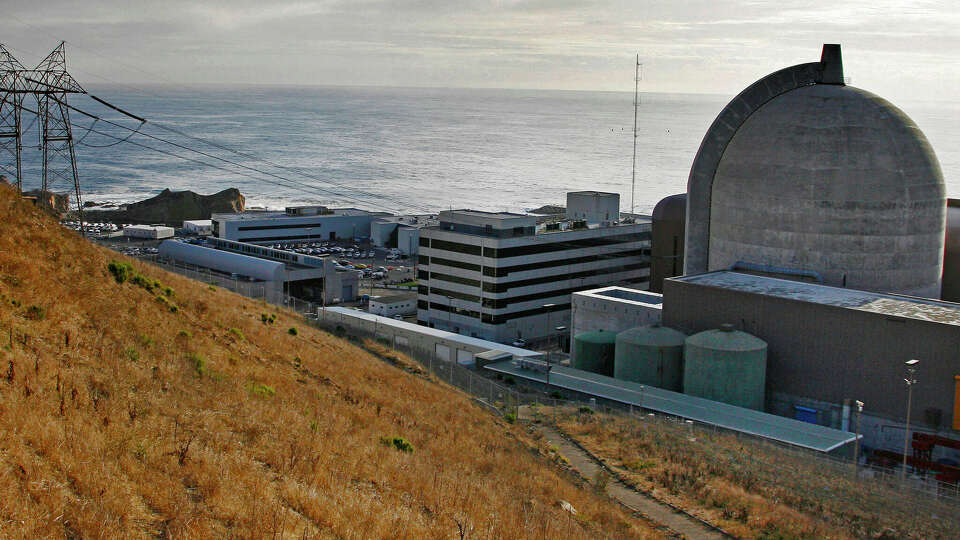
[901,360,919,481]
[853,400,864,477]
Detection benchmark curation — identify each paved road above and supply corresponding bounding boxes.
[535,423,726,540]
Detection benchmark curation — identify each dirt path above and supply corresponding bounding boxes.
[535,423,727,540]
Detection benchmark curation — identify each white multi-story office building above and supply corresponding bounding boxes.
[417,196,651,344]
[212,206,390,244]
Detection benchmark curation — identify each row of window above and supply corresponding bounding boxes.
[419,248,648,277]
[480,262,649,293]
[422,277,634,311]
[236,222,327,232]
[420,231,650,260]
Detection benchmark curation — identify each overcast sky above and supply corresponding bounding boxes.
[1,1,957,103]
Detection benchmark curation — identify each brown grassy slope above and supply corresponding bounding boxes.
[556,410,960,540]
[0,189,658,539]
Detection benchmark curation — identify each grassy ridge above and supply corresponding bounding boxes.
[0,188,656,539]
[556,410,960,539]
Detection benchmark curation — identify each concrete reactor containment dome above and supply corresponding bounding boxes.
[683,324,767,410]
[685,44,946,298]
[572,329,617,376]
[650,193,686,293]
[614,324,686,391]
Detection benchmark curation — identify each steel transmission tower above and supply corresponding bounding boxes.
[29,42,87,210]
[0,44,27,192]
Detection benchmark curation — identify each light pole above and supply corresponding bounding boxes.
[902,359,919,481]
[853,400,864,476]
[543,303,556,359]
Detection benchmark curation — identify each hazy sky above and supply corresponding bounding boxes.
[1,1,957,102]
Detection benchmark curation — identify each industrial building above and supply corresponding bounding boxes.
[370,215,435,256]
[157,238,360,304]
[663,271,960,438]
[318,306,542,367]
[123,224,174,239]
[368,293,417,318]
[943,199,960,302]
[416,192,651,343]
[684,44,946,298]
[570,286,662,361]
[212,205,390,244]
[182,219,213,236]
[649,193,685,293]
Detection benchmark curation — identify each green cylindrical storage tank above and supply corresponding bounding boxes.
[614,324,687,391]
[683,324,767,410]
[572,330,617,376]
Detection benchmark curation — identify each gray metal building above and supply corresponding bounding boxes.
[663,271,960,437]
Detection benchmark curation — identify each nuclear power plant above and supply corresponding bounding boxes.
[561,44,960,473]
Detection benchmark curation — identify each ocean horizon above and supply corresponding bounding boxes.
[12,84,959,216]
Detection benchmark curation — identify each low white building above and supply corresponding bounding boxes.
[183,219,213,236]
[123,225,175,239]
[212,206,390,244]
[369,293,418,317]
[570,286,663,360]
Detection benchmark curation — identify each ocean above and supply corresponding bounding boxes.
[16,85,960,215]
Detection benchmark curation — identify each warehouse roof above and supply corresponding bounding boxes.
[484,359,859,452]
[321,307,542,358]
[670,271,960,327]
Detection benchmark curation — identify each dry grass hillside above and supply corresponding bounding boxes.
[0,188,658,539]
[555,409,960,539]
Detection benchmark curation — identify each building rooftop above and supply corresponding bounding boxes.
[440,209,531,220]
[372,294,417,304]
[671,271,960,326]
[212,208,388,221]
[567,191,619,197]
[484,359,858,452]
[575,286,663,306]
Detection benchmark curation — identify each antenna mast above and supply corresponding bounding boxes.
[630,54,642,216]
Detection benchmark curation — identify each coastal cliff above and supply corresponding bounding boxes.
[78,187,245,225]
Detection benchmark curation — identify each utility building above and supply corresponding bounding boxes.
[212,206,390,244]
[417,193,650,344]
[664,271,960,444]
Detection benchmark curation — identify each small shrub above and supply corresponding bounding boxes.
[25,305,46,320]
[107,261,134,283]
[333,325,346,337]
[269,313,277,323]
[207,285,217,291]
[504,375,515,385]
[163,287,174,297]
[578,406,594,415]
[189,353,207,378]
[309,420,319,433]
[260,313,269,324]
[380,436,414,454]
[177,330,192,339]
[229,328,245,341]
[138,334,154,347]
[504,412,517,424]
[247,382,275,398]
[131,274,154,292]
[287,327,298,336]
[376,336,390,345]
[123,348,140,362]
[549,390,564,399]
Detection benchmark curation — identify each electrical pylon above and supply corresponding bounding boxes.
[29,42,86,212]
[0,44,27,192]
